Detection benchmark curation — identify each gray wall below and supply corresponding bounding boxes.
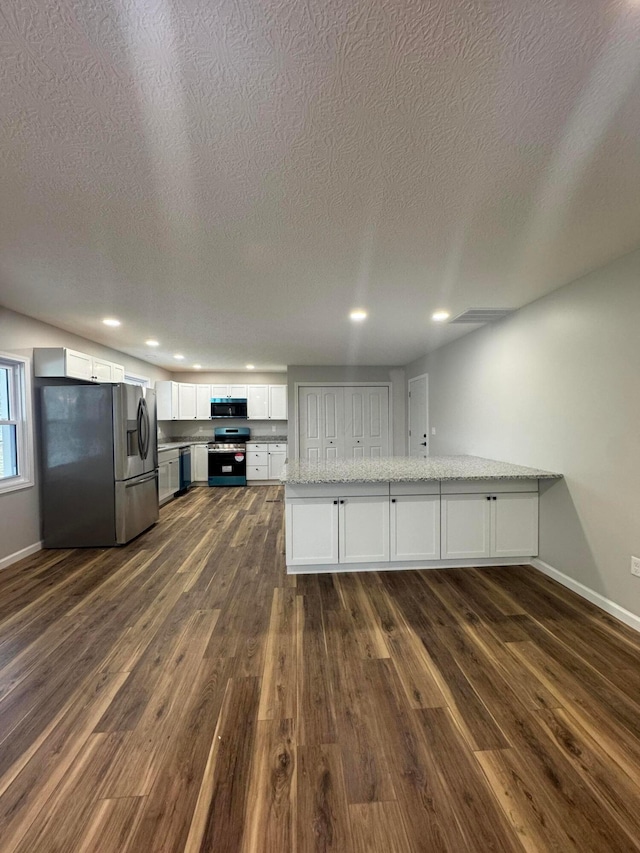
[0,306,171,565]
[172,370,286,385]
[405,249,640,619]
[287,365,406,458]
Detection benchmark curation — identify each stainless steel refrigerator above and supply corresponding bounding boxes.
[39,383,159,547]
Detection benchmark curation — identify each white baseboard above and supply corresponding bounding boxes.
[288,556,533,575]
[0,541,43,571]
[531,558,640,634]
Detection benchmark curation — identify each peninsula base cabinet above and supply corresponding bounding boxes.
[285,491,389,566]
[285,478,539,571]
[441,482,539,560]
[390,492,441,561]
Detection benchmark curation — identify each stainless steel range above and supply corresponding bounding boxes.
[207,427,250,486]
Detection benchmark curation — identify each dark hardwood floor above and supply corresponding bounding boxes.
[0,485,639,851]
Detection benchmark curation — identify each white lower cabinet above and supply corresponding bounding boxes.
[441,488,538,559]
[158,450,180,502]
[285,499,339,565]
[285,488,389,566]
[246,443,287,481]
[339,496,390,563]
[390,494,441,561]
[286,478,539,570]
[193,445,209,481]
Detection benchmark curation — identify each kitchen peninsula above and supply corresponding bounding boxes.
[283,455,561,573]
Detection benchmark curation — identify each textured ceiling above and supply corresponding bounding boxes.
[2,0,640,369]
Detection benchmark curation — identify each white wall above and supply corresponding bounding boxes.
[287,365,406,458]
[405,249,640,619]
[0,306,171,566]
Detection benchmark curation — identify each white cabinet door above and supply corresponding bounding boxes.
[286,499,339,565]
[92,358,114,382]
[390,495,440,561]
[66,349,94,381]
[158,460,171,502]
[196,385,211,420]
[339,496,390,564]
[268,451,286,481]
[178,383,197,419]
[210,384,229,398]
[229,384,247,398]
[441,494,492,559]
[168,457,180,493]
[492,493,539,557]
[155,381,176,420]
[193,445,209,481]
[112,363,125,382]
[247,385,269,419]
[268,385,287,420]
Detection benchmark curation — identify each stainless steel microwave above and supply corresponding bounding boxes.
[210,398,248,418]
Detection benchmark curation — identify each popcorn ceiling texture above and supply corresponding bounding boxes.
[1,1,640,368]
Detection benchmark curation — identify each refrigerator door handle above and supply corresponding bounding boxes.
[126,472,157,487]
[137,397,149,460]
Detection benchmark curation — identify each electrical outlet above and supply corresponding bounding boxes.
[271,424,276,432]
[431,427,436,435]
[631,557,640,578]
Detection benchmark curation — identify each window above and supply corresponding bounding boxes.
[0,353,33,493]
[124,373,150,388]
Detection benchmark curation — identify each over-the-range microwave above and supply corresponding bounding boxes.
[210,398,248,419]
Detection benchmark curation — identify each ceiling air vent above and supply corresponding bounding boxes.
[449,308,514,324]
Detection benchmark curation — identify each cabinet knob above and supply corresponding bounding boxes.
[486,496,491,500]
[333,500,338,505]
[391,498,396,503]
[340,499,345,504]
[493,496,497,501]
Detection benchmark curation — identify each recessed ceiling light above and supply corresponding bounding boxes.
[431,310,450,322]
[173,354,185,360]
[350,310,367,321]
[145,339,160,347]
[246,364,255,370]
[102,318,121,327]
[193,364,202,369]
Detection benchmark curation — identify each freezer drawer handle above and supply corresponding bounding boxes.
[126,473,157,488]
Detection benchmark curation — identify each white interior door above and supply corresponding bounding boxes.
[298,387,344,461]
[408,374,429,457]
[344,387,390,458]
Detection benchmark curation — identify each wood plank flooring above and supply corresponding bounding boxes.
[1,485,639,851]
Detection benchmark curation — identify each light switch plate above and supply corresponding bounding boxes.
[631,556,640,577]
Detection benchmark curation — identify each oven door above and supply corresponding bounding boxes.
[208,449,247,486]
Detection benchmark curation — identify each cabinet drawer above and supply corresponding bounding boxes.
[247,451,268,464]
[440,479,538,494]
[269,443,287,452]
[247,443,268,451]
[247,465,269,480]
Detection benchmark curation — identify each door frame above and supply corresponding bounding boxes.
[408,373,429,457]
[294,382,394,460]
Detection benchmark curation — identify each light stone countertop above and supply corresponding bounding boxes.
[281,455,562,484]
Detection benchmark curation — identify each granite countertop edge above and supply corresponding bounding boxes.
[281,455,562,485]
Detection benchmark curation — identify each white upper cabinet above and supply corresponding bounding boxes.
[210,384,248,398]
[155,380,287,421]
[268,385,288,420]
[177,383,197,419]
[34,347,125,384]
[196,384,211,419]
[247,384,287,420]
[247,385,269,419]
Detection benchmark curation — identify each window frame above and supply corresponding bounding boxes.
[0,352,34,494]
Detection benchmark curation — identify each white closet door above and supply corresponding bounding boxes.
[298,387,345,460]
[344,387,389,458]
